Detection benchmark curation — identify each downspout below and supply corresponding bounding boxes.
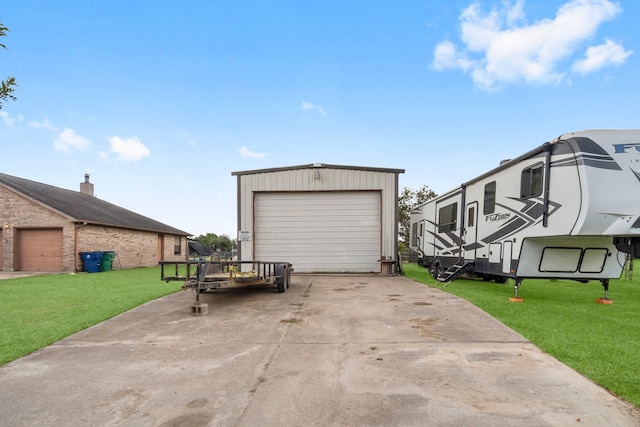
[236,174,242,261]
[542,142,552,227]
[393,172,400,270]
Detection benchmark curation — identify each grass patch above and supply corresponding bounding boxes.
[0,267,180,365]
[403,263,640,408]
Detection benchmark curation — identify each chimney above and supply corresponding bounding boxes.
[80,174,94,196]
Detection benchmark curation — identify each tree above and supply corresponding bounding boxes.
[194,233,237,252]
[0,20,17,109]
[398,185,437,245]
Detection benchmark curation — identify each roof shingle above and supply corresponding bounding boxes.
[0,173,190,235]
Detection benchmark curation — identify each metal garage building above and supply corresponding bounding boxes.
[232,164,404,274]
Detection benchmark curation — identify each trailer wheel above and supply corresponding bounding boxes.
[429,261,442,280]
[274,264,287,293]
[494,276,508,284]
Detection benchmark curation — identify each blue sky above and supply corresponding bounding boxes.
[1,0,637,238]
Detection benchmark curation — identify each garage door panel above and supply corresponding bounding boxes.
[18,228,64,272]
[255,192,381,273]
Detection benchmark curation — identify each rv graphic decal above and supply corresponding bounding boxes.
[422,197,561,253]
[551,153,621,170]
[552,137,623,171]
[482,198,561,243]
[485,213,510,222]
[613,143,640,153]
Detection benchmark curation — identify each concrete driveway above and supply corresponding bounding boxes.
[1,274,639,426]
[0,271,52,280]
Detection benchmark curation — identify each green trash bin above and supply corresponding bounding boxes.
[101,251,116,272]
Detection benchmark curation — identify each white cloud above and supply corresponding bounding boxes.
[301,101,326,115]
[572,38,632,73]
[239,146,266,159]
[0,111,17,126]
[29,117,58,131]
[433,0,628,91]
[108,136,151,162]
[54,128,90,152]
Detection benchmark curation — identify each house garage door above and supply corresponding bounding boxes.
[17,228,64,271]
[255,191,381,273]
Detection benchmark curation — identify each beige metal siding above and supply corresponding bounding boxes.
[17,228,64,271]
[237,167,400,268]
[255,191,381,273]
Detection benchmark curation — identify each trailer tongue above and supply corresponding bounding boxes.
[160,260,292,314]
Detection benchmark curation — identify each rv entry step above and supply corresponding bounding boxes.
[437,261,475,283]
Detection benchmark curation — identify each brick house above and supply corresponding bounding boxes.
[0,173,190,272]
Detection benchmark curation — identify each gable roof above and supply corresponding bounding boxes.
[0,173,190,236]
[231,163,405,176]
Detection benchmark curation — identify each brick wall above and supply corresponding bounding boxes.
[160,234,188,263]
[76,227,187,271]
[77,225,157,270]
[0,185,75,272]
[1,186,188,272]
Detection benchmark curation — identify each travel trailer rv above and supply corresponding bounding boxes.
[409,129,640,301]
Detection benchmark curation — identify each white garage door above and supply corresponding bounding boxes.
[255,191,381,273]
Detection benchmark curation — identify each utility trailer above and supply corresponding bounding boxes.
[160,260,292,314]
[409,129,640,302]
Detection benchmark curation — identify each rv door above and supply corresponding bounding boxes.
[502,241,513,274]
[464,202,479,262]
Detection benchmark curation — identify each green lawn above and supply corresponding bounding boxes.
[403,263,640,408]
[0,267,180,365]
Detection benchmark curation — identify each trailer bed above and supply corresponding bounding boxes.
[160,260,292,295]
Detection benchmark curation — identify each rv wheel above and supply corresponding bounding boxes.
[429,262,443,280]
[494,276,508,284]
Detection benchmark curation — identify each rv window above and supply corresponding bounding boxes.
[419,222,423,237]
[483,181,496,214]
[520,163,543,198]
[468,206,475,227]
[438,203,458,233]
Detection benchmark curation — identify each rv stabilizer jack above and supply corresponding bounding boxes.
[596,279,613,305]
[509,278,524,302]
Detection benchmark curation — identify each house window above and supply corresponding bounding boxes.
[174,236,181,255]
[483,181,496,215]
[521,163,543,198]
[438,203,457,233]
